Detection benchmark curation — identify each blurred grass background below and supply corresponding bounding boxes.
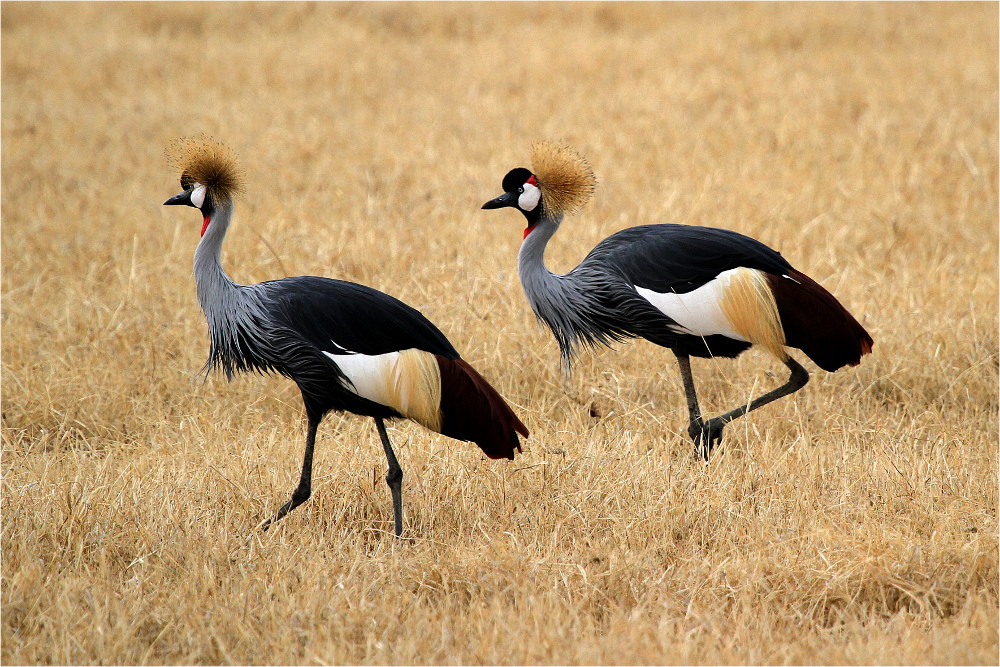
[2,2,997,664]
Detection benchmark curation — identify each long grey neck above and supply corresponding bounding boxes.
[194,201,241,311]
[517,213,564,294]
[516,209,634,371]
[517,212,589,369]
[192,201,271,378]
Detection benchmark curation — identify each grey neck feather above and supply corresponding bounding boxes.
[517,211,624,371]
[193,200,272,378]
[195,201,239,307]
[516,214,561,296]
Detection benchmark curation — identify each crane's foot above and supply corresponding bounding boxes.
[259,501,292,531]
[259,485,311,531]
[689,417,725,461]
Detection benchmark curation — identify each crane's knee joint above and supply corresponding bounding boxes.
[385,467,403,487]
[789,362,810,389]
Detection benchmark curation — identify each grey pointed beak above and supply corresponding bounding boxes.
[482,192,514,210]
[164,190,193,206]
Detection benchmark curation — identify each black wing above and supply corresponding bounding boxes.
[261,276,460,359]
[581,224,794,294]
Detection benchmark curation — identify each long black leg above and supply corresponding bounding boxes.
[261,411,320,530]
[709,355,810,429]
[675,352,810,460]
[375,417,404,537]
[672,350,705,445]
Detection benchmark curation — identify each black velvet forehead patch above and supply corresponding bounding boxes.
[501,167,533,193]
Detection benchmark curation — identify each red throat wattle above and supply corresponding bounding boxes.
[200,216,210,237]
[523,174,539,238]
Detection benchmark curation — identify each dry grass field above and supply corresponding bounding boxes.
[2,2,997,664]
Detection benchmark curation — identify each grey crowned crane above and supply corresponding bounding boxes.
[164,137,528,536]
[482,142,872,459]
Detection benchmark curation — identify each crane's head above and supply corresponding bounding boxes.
[164,136,243,236]
[482,142,596,237]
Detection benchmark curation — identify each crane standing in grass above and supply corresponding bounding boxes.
[482,143,872,459]
[164,137,527,536]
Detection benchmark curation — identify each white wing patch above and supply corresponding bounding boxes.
[324,348,442,432]
[634,269,748,341]
[327,350,400,404]
[635,267,788,361]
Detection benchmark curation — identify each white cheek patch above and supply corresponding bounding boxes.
[635,269,748,341]
[190,184,206,209]
[518,182,541,211]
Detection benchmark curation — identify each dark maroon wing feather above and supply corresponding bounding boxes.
[435,357,528,460]
[767,270,873,372]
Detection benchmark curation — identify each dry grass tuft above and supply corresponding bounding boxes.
[3,2,997,664]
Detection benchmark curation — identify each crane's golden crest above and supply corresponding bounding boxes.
[166,136,244,204]
[530,141,596,216]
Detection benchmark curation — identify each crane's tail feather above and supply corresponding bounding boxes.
[766,270,873,372]
[435,356,528,460]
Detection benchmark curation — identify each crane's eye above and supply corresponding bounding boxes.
[517,187,524,194]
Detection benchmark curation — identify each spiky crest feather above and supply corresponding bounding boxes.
[530,142,596,217]
[166,136,244,207]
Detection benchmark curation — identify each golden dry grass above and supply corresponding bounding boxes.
[2,2,997,664]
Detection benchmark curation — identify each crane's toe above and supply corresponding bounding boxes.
[690,418,725,461]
